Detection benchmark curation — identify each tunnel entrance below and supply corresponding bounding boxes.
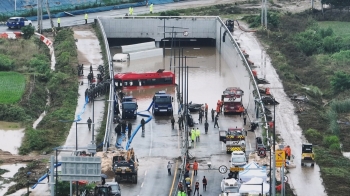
[108,38,216,47]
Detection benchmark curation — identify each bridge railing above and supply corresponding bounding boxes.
[216,17,269,142]
[96,17,115,152]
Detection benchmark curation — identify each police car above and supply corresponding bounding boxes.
[7,17,32,29]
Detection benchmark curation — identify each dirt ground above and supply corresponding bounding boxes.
[0,150,49,164]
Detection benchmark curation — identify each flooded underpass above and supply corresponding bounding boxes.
[108,42,258,195]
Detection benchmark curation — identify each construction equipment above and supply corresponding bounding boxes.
[96,148,138,186]
[112,148,138,183]
[221,87,244,115]
[220,128,247,154]
[301,144,315,167]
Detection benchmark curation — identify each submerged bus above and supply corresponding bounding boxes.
[114,69,175,89]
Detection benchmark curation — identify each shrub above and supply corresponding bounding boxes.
[305,128,323,143]
[323,135,340,148]
[319,27,334,38]
[294,29,322,56]
[21,26,35,39]
[330,71,350,92]
[0,54,14,71]
[323,36,341,53]
[331,50,350,65]
[160,10,180,16]
[18,128,50,154]
[29,54,50,74]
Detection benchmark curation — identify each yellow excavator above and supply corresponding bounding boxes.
[301,143,315,167]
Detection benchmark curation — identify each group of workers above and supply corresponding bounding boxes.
[190,128,201,142]
[174,160,208,196]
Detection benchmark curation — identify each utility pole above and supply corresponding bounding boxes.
[272,97,276,196]
[37,0,43,33]
[45,0,56,36]
[311,0,314,10]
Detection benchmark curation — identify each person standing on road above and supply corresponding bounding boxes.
[127,121,132,138]
[46,166,50,183]
[57,17,61,28]
[202,176,207,191]
[87,117,92,131]
[149,3,153,14]
[171,116,175,130]
[187,184,192,195]
[191,128,196,143]
[216,100,221,114]
[204,120,209,134]
[211,108,215,122]
[131,7,134,15]
[243,111,247,125]
[129,7,132,15]
[185,176,191,186]
[214,115,219,128]
[141,118,146,132]
[193,160,198,176]
[167,161,172,175]
[193,181,200,196]
[198,109,203,123]
[84,13,88,24]
[284,145,291,160]
[196,128,200,142]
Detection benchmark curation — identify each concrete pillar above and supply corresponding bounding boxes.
[155,41,160,48]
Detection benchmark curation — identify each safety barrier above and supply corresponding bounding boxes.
[95,17,115,152]
[0,31,22,39]
[217,17,269,139]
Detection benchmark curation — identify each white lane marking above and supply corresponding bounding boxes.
[193,48,200,50]
[145,170,147,176]
[141,182,144,188]
[149,121,153,156]
[249,142,252,151]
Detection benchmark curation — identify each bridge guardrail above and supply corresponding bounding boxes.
[96,17,114,152]
[216,17,269,142]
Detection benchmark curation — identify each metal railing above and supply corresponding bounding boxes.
[216,17,269,141]
[96,17,115,152]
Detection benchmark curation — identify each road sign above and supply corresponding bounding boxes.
[61,156,101,181]
[230,167,244,172]
[218,165,228,174]
[275,150,285,167]
[183,31,189,36]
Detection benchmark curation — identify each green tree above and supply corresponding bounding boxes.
[21,26,35,39]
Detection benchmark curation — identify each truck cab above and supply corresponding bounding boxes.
[220,128,247,154]
[152,91,173,116]
[222,87,244,115]
[230,151,247,167]
[121,96,138,119]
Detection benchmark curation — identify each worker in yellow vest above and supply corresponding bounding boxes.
[57,17,61,28]
[84,13,88,24]
[131,7,134,15]
[128,7,132,15]
[149,3,153,14]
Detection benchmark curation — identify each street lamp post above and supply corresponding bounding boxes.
[272,97,276,196]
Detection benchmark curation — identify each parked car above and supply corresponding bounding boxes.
[7,17,32,29]
[104,182,121,196]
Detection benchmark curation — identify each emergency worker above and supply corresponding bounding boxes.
[186,185,192,195]
[178,182,183,192]
[202,176,207,191]
[178,116,183,130]
[193,181,200,196]
[243,111,247,125]
[198,110,203,123]
[127,121,132,138]
[211,109,215,122]
[193,160,198,176]
[216,100,221,114]
[196,128,200,142]
[84,13,88,24]
[149,3,153,13]
[265,87,271,95]
[239,105,245,117]
[129,7,132,15]
[87,117,92,131]
[185,176,191,186]
[214,115,219,128]
[204,120,209,134]
[131,7,134,15]
[186,162,190,172]
[284,145,291,160]
[171,116,175,129]
[141,118,146,132]
[252,69,257,78]
[57,17,60,28]
[191,129,196,143]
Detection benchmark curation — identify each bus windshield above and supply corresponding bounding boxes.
[154,97,171,104]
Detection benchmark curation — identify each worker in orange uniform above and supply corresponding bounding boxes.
[284,145,291,160]
[239,105,245,117]
[216,100,221,114]
[265,87,271,95]
[193,160,198,176]
[186,162,190,172]
[252,69,257,78]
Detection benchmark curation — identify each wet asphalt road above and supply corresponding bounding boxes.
[235,25,326,196]
[109,47,257,196]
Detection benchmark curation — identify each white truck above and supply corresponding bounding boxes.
[220,178,240,196]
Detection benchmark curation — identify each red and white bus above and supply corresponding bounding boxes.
[114,69,175,89]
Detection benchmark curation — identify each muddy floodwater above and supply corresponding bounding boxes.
[0,129,24,154]
[0,163,26,195]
